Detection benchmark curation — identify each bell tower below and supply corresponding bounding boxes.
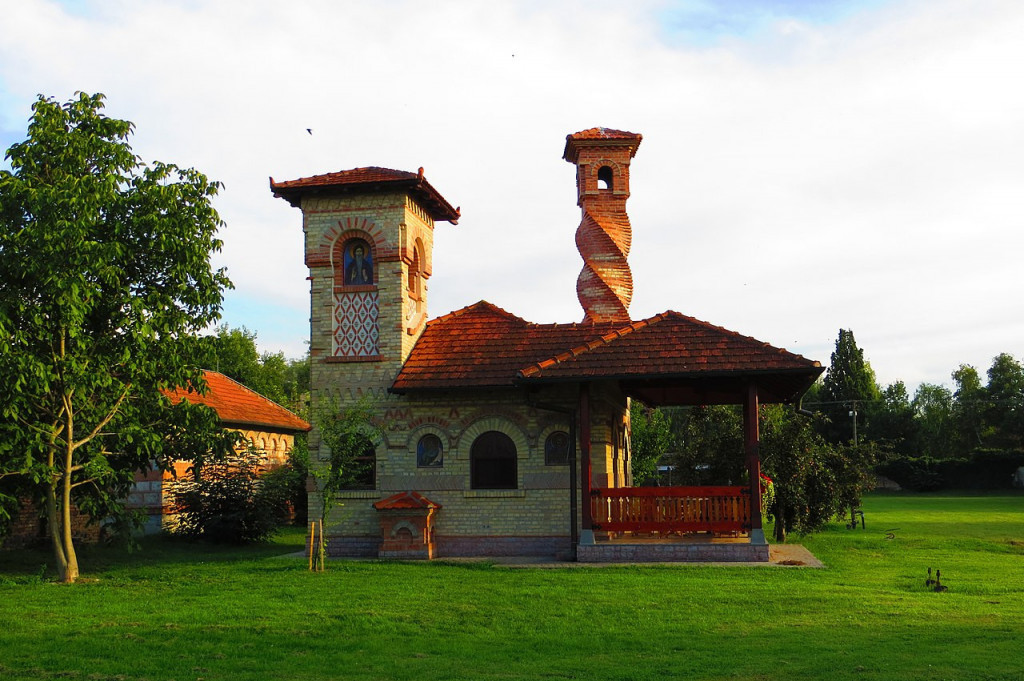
[563,128,642,324]
[271,167,459,398]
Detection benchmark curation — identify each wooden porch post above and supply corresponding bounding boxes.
[579,383,595,545]
[744,382,766,545]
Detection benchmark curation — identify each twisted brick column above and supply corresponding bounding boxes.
[563,127,642,324]
[576,207,632,323]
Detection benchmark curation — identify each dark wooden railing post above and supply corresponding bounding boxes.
[744,382,765,545]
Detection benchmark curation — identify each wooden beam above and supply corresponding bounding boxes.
[580,384,593,533]
[744,382,762,533]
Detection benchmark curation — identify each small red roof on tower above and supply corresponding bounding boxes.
[270,166,460,223]
[164,370,310,433]
[563,128,643,162]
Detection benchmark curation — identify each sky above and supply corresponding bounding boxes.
[1,0,1022,394]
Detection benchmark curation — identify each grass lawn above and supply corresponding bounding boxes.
[1,492,1022,680]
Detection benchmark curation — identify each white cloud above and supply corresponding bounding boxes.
[2,0,1022,387]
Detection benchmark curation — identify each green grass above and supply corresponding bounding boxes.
[1,493,1023,680]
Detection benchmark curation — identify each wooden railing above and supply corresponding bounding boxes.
[591,486,751,534]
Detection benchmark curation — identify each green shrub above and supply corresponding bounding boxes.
[169,448,290,544]
[876,449,1024,490]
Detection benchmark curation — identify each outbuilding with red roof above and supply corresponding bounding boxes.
[127,371,310,533]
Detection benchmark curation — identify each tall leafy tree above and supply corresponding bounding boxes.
[760,406,876,542]
[198,325,309,412]
[668,405,746,486]
[868,381,918,455]
[951,364,987,453]
[0,93,233,582]
[628,401,674,485]
[819,329,880,444]
[984,353,1024,449]
[912,383,954,458]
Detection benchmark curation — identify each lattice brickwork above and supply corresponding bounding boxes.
[334,291,380,356]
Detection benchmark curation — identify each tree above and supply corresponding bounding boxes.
[951,364,987,454]
[985,353,1024,449]
[0,93,233,582]
[819,329,880,444]
[309,397,382,571]
[197,325,309,413]
[760,406,875,542]
[867,381,918,456]
[912,383,954,458]
[668,405,746,486]
[628,401,673,485]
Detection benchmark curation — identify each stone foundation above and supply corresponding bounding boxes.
[577,542,769,563]
[322,533,573,560]
[437,535,572,560]
[326,535,379,557]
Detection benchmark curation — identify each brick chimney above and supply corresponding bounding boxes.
[563,128,642,324]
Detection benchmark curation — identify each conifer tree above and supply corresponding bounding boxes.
[820,329,880,444]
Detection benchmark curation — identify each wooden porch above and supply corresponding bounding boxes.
[591,485,752,535]
[578,484,768,562]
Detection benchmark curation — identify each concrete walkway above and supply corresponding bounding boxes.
[288,544,825,568]
[434,543,824,568]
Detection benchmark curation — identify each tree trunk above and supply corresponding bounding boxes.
[60,466,79,583]
[47,479,69,579]
[773,503,787,542]
[58,409,79,584]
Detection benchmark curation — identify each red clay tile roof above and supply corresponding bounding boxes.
[164,371,310,433]
[269,166,460,222]
[373,491,441,511]
[563,128,643,162]
[568,127,641,140]
[391,302,822,404]
[391,302,624,391]
[520,311,819,379]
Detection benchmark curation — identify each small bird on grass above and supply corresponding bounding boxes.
[925,567,935,587]
[933,569,948,592]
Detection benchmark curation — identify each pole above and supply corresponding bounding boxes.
[744,383,765,545]
[579,384,594,545]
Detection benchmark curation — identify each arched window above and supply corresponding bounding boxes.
[343,238,374,286]
[417,433,443,468]
[470,431,517,489]
[597,165,614,191]
[544,431,570,466]
[407,241,422,300]
[338,435,376,489]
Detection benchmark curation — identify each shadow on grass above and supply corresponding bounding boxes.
[0,524,307,582]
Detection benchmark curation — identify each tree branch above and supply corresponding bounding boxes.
[72,384,131,451]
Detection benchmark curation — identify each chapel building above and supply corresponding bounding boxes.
[271,128,822,562]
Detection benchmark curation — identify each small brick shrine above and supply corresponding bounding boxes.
[373,491,440,560]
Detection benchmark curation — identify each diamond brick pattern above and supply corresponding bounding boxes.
[334,291,380,357]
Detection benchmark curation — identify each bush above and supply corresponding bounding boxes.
[262,435,309,525]
[876,450,1024,491]
[169,448,291,544]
